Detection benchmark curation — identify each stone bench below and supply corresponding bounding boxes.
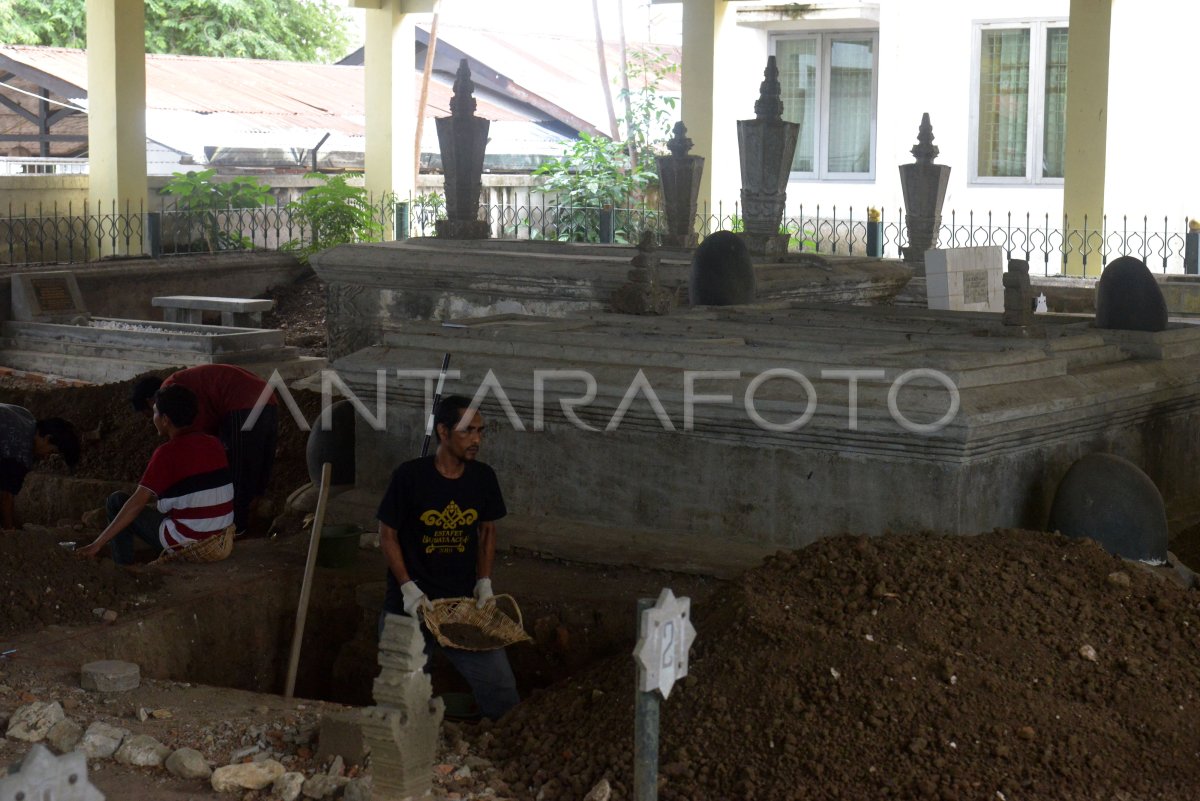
[151,295,275,328]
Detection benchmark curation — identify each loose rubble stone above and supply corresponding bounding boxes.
[44,718,84,753]
[584,778,612,801]
[115,734,171,767]
[79,721,130,759]
[302,773,349,799]
[166,747,212,780]
[211,760,285,793]
[273,771,305,801]
[6,701,65,742]
[80,660,140,692]
[343,776,372,801]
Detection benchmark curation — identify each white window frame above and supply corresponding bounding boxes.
[969,18,1068,186]
[771,30,879,182]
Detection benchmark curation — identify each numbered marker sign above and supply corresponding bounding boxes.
[633,588,697,698]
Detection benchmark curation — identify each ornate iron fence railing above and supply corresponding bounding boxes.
[3,195,1193,280]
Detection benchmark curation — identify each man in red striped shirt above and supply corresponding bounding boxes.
[130,365,276,535]
[79,384,234,564]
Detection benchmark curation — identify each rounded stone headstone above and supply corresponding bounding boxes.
[307,399,356,486]
[80,659,140,692]
[689,230,756,306]
[1094,256,1168,332]
[1048,453,1168,563]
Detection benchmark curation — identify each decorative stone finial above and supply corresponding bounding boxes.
[666,122,693,158]
[911,113,939,164]
[449,59,477,118]
[753,56,784,121]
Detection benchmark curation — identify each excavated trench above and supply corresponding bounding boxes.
[10,475,676,709]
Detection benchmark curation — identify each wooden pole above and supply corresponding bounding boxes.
[592,0,620,140]
[414,1,442,184]
[617,0,636,169]
[284,462,332,699]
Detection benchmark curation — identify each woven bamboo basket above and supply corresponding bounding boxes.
[420,593,532,651]
[152,524,236,565]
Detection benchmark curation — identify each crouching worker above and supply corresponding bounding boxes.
[78,385,234,565]
[377,395,519,721]
[0,405,80,530]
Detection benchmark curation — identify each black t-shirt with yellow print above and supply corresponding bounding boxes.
[378,455,507,612]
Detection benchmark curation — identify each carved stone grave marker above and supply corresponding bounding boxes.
[924,246,1004,312]
[11,271,89,324]
[0,744,104,800]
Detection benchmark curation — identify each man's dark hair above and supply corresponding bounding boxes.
[153,384,198,428]
[433,395,475,440]
[36,417,80,467]
[130,375,164,413]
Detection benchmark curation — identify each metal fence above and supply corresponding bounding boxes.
[2,195,1194,279]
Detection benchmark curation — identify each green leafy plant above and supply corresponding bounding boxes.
[619,46,680,169]
[283,173,382,263]
[0,0,351,62]
[160,169,274,252]
[412,191,447,236]
[533,133,656,242]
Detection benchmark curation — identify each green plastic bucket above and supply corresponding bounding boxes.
[316,524,361,569]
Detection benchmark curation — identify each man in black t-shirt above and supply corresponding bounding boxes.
[377,395,519,720]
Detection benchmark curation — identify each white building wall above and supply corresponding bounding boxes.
[708,0,1195,231]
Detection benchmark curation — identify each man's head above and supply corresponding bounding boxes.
[434,395,484,462]
[130,375,164,416]
[33,418,80,467]
[152,384,198,435]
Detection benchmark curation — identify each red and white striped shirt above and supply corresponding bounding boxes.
[138,432,234,549]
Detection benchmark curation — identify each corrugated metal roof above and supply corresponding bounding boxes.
[0,44,531,122]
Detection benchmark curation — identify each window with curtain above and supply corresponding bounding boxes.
[972,21,1068,183]
[775,31,878,180]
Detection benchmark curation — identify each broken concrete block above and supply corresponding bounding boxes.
[79,721,130,759]
[6,701,65,742]
[165,747,211,780]
[115,734,171,767]
[301,773,349,799]
[45,718,84,754]
[80,660,140,692]
[273,771,305,801]
[211,760,285,793]
[343,776,372,801]
[316,711,367,766]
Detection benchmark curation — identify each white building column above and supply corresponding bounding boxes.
[85,0,147,214]
[354,0,434,239]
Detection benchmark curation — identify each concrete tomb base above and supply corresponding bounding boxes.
[311,238,913,360]
[323,303,1200,568]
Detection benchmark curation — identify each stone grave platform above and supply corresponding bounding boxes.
[323,302,1200,568]
[0,271,323,383]
[310,238,913,360]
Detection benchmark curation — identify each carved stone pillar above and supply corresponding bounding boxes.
[656,122,705,248]
[736,56,799,257]
[435,59,490,239]
[898,113,951,269]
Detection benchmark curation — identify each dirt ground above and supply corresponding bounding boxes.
[0,275,1199,799]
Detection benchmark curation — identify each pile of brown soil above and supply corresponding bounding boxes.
[0,376,324,515]
[262,271,326,357]
[476,529,1200,801]
[0,529,160,636]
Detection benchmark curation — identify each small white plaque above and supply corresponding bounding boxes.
[633,588,697,699]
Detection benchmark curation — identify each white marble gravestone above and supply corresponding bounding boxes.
[924,246,1004,312]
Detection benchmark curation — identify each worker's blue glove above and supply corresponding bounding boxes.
[400,580,430,617]
[474,577,494,609]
